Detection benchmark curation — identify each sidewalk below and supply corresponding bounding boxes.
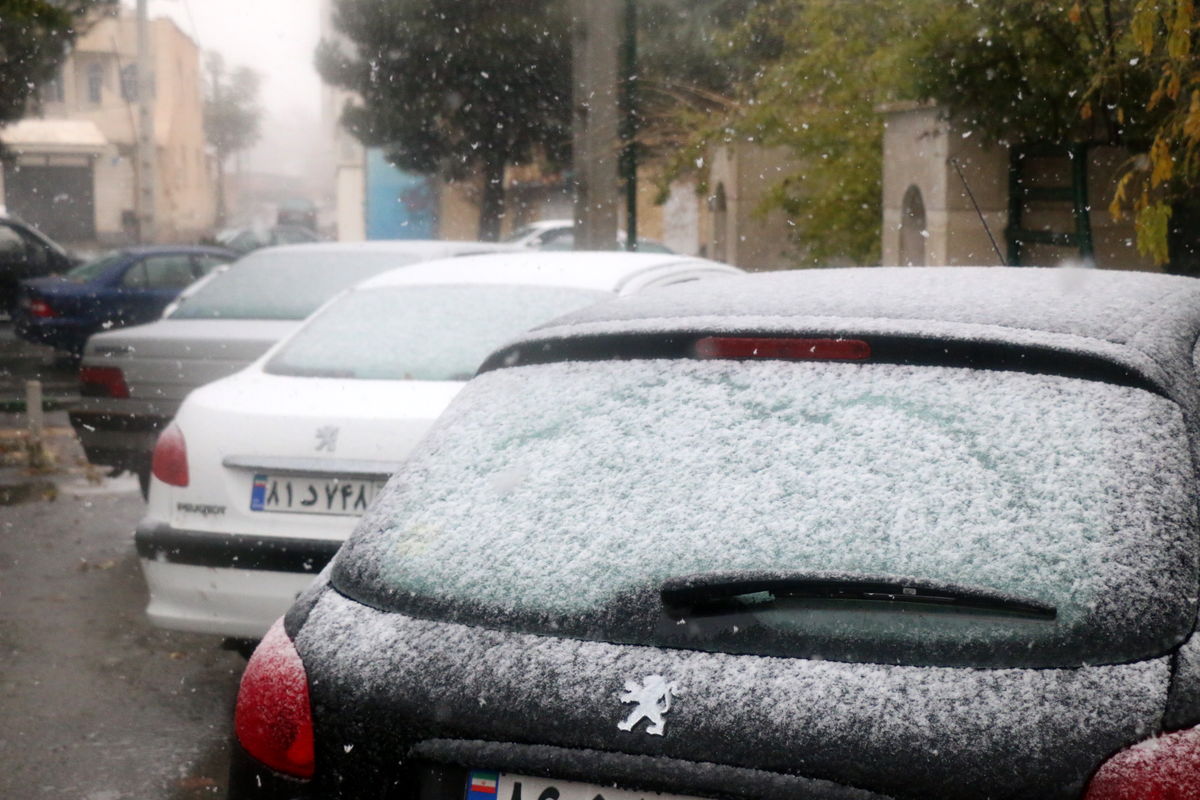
[0,410,132,504]
[0,322,80,413]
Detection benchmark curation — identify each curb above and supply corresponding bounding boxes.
[0,397,80,415]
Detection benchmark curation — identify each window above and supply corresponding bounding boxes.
[0,224,26,258]
[43,69,64,103]
[900,185,928,267]
[192,254,231,276]
[120,64,138,102]
[86,63,104,104]
[140,255,197,290]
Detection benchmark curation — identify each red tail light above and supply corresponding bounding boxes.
[235,619,315,779]
[150,424,188,487]
[79,366,130,399]
[1084,726,1200,799]
[695,337,872,361]
[28,299,57,318]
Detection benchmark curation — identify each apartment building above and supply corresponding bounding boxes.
[0,8,216,247]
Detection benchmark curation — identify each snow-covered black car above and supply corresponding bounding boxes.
[229,267,1200,799]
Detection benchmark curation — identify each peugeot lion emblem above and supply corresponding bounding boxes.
[617,674,680,736]
[315,425,339,452]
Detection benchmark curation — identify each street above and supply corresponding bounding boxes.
[0,402,244,799]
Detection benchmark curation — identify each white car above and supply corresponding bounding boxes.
[135,251,741,641]
[503,218,675,253]
[69,240,510,494]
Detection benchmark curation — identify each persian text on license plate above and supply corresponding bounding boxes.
[465,770,703,800]
[250,473,385,516]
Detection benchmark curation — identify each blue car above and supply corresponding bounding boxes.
[13,245,235,355]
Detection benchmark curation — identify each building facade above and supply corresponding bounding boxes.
[0,8,216,247]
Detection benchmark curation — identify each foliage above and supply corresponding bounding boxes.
[204,52,262,164]
[1105,0,1200,265]
[0,0,115,135]
[634,0,776,147]
[662,0,934,265]
[204,52,262,226]
[316,0,572,240]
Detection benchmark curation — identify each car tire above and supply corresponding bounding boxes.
[222,638,261,660]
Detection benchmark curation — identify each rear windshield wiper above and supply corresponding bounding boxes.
[660,571,1057,620]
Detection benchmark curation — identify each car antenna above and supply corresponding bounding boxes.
[950,157,1006,266]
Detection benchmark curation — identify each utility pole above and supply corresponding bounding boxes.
[620,0,638,251]
[571,0,622,250]
[135,0,156,242]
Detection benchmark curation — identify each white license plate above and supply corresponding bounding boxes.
[249,473,385,516]
[466,770,704,800]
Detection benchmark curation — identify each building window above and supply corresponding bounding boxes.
[899,185,927,267]
[711,183,729,264]
[120,64,138,102]
[87,62,104,104]
[43,69,64,103]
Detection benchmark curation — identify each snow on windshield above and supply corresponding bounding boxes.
[167,249,425,320]
[336,358,1198,667]
[265,284,610,380]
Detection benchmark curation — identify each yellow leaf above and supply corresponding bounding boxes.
[1109,172,1134,220]
[1068,2,1082,24]
[1184,91,1200,142]
[1150,137,1174,187]
[1169,73,1184,101]
[1135,202,1172,265]
[1131,1,1160,55]
[1081,101,1093,120]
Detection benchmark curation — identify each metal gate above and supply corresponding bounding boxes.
[3,158,96,243]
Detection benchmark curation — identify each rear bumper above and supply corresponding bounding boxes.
[13,316,90,352]
[135,520,340,637]
[69,408,171,471]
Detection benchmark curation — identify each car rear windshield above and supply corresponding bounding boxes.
[333,357,1199,669]
[264,284,610,380]
[167,250,427,320]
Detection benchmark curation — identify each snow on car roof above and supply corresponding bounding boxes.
[352,251,739,293]
[506,266,1200,412]
[239,239,511,258]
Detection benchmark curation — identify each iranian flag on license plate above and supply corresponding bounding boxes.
[467,770,499,798]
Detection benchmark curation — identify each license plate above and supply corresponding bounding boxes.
[466,770,704,800]
[249,473,385,516]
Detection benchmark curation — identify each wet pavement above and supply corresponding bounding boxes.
[0,328,244,799]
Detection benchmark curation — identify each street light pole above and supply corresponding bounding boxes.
[571,0,621,250]
[135,0,156,243]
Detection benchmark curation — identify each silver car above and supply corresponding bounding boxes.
[69,240,512,494]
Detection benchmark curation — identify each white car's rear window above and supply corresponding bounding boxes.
[168,250,426,320]
[334,358,1198,667]
[265,285,610,380]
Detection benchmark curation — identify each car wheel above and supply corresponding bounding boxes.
[222,638,261,660]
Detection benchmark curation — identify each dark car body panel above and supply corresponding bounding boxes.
[289,588,1167,800]
[233,268,1200,800]
[12,245,235,354]
[0,216,74,313]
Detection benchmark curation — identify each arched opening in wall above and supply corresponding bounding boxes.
[899,184,927,266]
[711,183,728,263]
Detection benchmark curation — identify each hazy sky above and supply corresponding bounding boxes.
[124,0,325,177]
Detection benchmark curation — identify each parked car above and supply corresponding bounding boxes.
[136,251,741,644]
[215,223,320,254]
[12,245,235,356]
[0,214,76,315]
[504,218,675,253]
[230,266,1200,799]
[69,240,511,494]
